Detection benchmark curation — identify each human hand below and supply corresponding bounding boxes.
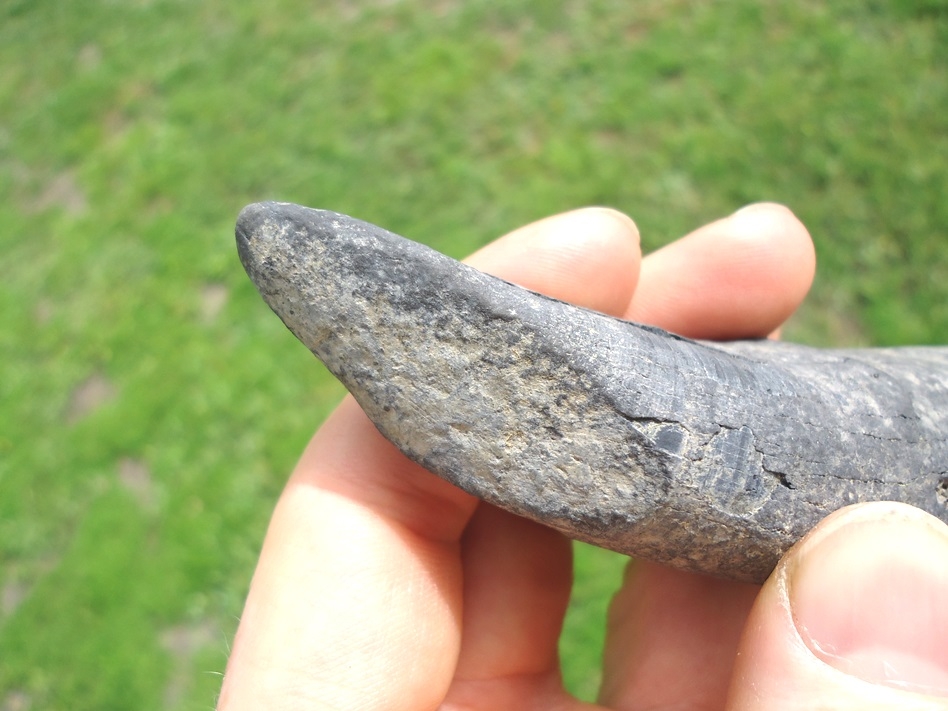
[217,204,948,709]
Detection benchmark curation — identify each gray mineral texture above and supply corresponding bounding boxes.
[237,201,948,582]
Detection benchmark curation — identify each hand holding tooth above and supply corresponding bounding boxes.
[236,201,948,582]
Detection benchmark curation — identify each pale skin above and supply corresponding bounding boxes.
[218,204,948,710]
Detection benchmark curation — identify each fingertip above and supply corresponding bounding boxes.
[465,207,642,317]
[731,201,798,220]
[599,561,759,710]
[728,202,816,303]
[629,203,816,340]
[787,503,948,696]
[728,503,948,709]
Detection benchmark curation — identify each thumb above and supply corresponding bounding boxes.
[728,502,948,710]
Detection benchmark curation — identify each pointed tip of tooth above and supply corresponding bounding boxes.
[236,200,284,234]
[236,201,303,252]
[235,200,273,230]
[235,202,340,280]
[236,201,279,264]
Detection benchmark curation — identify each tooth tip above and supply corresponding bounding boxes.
[236,201,292,243]
[235,202,274,260]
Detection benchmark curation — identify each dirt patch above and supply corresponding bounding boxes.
[160,620,220,708]
[161,621,217,659]
[66,372,117,424]
[77,44,102,72]
[30,170,87,217]
[117,457,159,511]
[1,581,28,618]
[33,298,53,325]
[1,691,31,711]
[200,283,229,323]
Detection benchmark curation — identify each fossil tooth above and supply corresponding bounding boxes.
[237,201,948,582]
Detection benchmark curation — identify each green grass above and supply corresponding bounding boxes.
[1,1,946,708]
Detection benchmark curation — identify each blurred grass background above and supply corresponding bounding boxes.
[1,1,946,708]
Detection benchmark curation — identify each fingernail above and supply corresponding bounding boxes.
[787,502,948,696]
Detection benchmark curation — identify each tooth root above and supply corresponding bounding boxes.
[237,201,948,582]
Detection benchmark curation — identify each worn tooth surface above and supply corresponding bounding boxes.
[236,201,948,582]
